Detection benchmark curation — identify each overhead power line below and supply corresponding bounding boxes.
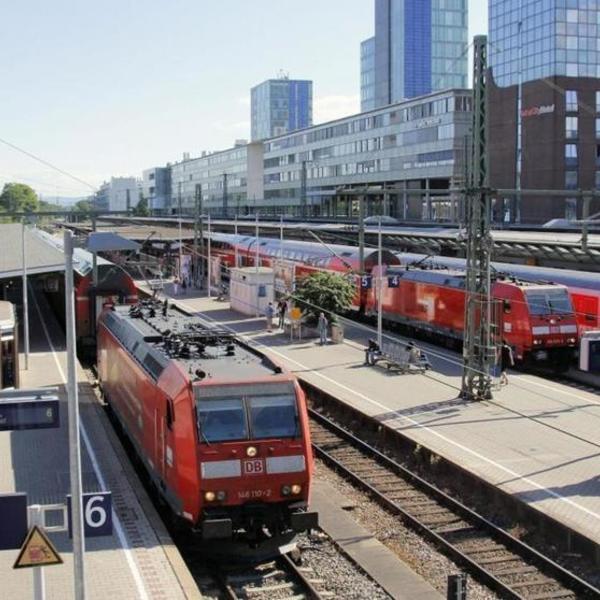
[0,136,97,192]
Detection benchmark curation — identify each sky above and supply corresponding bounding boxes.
[0,1,488,199]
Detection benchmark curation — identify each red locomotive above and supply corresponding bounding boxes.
[97,300,317,548]
[398,253,600,333]
[367,267,578,366]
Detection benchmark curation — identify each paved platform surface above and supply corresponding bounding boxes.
[312,480,441,599]
[0,290,199,600]
[149,286,600,554]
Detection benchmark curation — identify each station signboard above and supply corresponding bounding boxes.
[0,388,59,432]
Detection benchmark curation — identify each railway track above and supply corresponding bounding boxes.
[212,553,331,600]
[309,408,600,600]
[185,549,333,599]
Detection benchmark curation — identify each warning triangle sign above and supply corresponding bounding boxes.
[13,526,63,569]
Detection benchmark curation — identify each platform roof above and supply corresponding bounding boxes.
[0,224,65,279]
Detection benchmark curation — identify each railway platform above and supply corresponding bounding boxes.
[151,285,600,561]
[312,480,442,599]
[0,289,199,600]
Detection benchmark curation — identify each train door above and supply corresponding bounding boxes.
[155,396,175,488]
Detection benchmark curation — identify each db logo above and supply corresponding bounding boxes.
[243,459,265,475]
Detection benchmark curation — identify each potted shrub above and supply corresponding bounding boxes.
[293,271,355,344]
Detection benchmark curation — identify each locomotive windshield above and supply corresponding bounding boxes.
[197,398,248,442]
[196,393,298,443]
[249,395,298,440]
[525,288,574,316]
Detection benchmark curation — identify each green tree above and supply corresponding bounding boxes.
[133,196,150,217]
[293,271,356,324]
[73,199,93,213]
[0,183,39,213]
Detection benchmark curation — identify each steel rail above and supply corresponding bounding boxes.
[309,408,600,600]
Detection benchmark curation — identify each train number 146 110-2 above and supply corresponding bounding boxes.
[238,489,272,499]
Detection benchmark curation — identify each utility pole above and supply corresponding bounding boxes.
[64,230,86,600]
[582,193,591,253]
[358,191,366,314]
[300,160,307,219]
[177,182,183,281]
[21,220,29,370]
[194,184,201,287]
[222,173,228,218]
[461,35,495,402]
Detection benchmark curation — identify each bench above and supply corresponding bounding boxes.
[364,339,431,374]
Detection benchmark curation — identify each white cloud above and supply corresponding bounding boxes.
[238,96,251,107]
[314,94,361,124]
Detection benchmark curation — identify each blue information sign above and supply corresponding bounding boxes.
[0,493,28,550]
[388,275,400,288]
[67,492,113,538]
[0,390,60,432]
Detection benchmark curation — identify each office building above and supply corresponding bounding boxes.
[165,88,471,220]
[262,89,472,220]
[93,177,139,212]
[489,0,600,223]
[142,167,171,214]
[360,0,468,111]
[169,144,252,215]
[251,76,313,141]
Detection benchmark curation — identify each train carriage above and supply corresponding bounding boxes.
[97,300,317,548]
[0,301,19,389]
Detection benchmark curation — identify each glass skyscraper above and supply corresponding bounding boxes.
[360,0,468,111]
[490,0,600,87]
[251,77,313,141]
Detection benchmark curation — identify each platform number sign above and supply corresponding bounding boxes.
[360,275,372,289]
[67,492,112,538]
[388,275,400,288]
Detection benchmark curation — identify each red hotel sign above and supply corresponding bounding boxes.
[521,104,555,118]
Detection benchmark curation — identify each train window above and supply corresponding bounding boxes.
[248,395,298,440]
[166,399,174,430]
[525,289,573,316]
[503,300,512,314]
[197,398,248,442]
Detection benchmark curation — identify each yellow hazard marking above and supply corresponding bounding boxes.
[13,526,63,569]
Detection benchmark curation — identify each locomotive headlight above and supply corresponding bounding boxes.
[281,485,291,496]
[246,446,258,457]
[216,490,227,501]
[291,484,302,495]
[204,491,216,502]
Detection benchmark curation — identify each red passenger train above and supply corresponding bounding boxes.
[97,300,317,547]
[36,230,138,349]
[202,233,578,366]
[367,268,578,366]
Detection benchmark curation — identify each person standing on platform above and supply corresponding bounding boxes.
[265,302,275,332]
[318,311,328,345]
[499,340,514,386]
[181,276,187,295]
[277,298,288,329]
[173,277,180,296]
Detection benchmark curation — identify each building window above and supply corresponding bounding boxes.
[565,171,578,190]
[596,118,600,138]
[566,90,578,112]
[566,116,578,139]
[565,144,578,167]
[597,91,600,113]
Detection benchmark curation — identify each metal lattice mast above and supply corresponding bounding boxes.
[461,35,495,401]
